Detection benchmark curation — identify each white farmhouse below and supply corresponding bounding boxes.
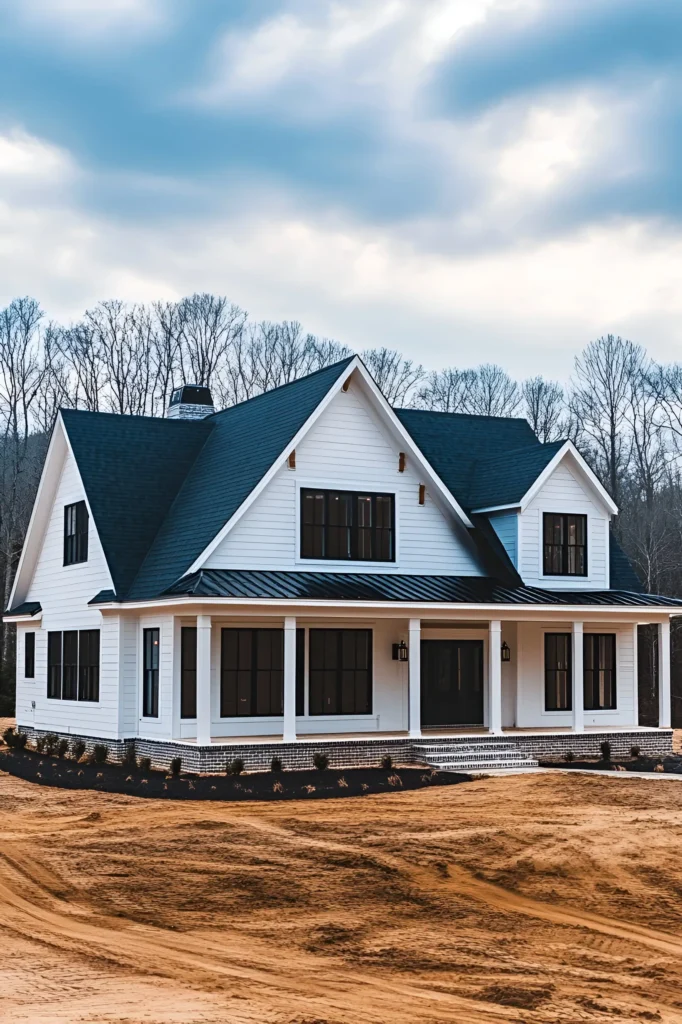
[5,357,679,771]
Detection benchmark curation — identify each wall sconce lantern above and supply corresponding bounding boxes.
[392,641,409,662]
[501,641,511,663]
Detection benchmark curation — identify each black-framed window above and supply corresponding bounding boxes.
[221,629,283,717]
[142,628,160,718]
[584,633,617,710]
[309,629,372,716]
[301,490,394,562]
[181,627,197,719]
[24,632,35,679]
[543,513,587,576]
[64,501,89,565]
[46,629,99,702]
[544,633,572,711]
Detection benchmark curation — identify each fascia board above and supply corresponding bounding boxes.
[519,441,618,515]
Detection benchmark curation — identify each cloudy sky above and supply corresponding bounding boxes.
[0,0,679,377]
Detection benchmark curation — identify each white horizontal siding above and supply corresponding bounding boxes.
[205,384,481,575]
[519,460,610,590]
[16,449,120,739]
[489,512,518,567]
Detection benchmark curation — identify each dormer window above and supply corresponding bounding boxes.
[543,513,587,576]
[301,489,395,562]
[64,501,88,565]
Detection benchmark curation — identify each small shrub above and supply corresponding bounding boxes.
[387,773,403,787]
[13,731,27,750]
[139,756,152,773]
[122,743,137,768]
[92,743,109,764]
[170,756,182,776]
[599,740,612,763]
[35,735,46,754]
[228,756,245,776]
[654,763,665,773]
[337,776,348,788]
[563,750,575,763]
[313,751,329,772]
[56,738,69,759]
[270,755,283,772]
[272,780,283,793]
[2,726,16,748]
[380,753,393,770]
[630,744,641,759]
[71,739,86,761]
[44,733,59,756]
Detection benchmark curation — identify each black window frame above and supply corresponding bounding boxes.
[180,627,197,719]
[220,628,284,718]
[46,629,99,702]
[24,631,35,679]
[544,632,572,711]
[583,633,617,711]
[308,628,372,716]
[142,628,160,718]
[542,512,587,577]
[300,489,395,562]
[64,501,89,566]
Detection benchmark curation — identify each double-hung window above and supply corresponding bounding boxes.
[142,628,160,718]
[64,501,89,565]
[584,633,617,710]
[543,513,587,576]
[301,490,394,562]
[47,629,99,702]
[220,629,284,717]
[24,632,35,679]
[309,629,372,716]
[544,633,572,711]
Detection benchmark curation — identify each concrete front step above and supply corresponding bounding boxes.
[430,758,538,772]
[412,739,538,772]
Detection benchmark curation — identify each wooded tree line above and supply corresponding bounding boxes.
[0,294,680,717]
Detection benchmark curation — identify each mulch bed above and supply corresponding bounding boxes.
[0,748,471,801]
[539,755,682,775]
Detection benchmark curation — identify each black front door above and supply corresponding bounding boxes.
[421,640,484,727]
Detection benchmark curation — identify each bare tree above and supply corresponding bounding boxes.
[361,348,425,406]
[177,293,246,389]
[522,377,566,442]
[415,368,476,412]
[467,364,521,417]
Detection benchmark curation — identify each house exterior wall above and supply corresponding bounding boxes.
[518,459,610,590]
[16,449,117,738]
[204,384,482,576]
[515,620,636,729]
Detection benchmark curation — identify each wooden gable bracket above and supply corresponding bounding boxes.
[398,452,406,473]
[287,450,296,470]
[418,484,426,505]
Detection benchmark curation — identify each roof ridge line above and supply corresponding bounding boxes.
[205,356,355,420]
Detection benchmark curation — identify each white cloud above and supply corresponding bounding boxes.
[3,0,167,41]
[0,129,75,182]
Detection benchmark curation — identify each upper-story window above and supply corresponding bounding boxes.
[301,489,395,562]
[543,513,587,576]
[64,501,88,565]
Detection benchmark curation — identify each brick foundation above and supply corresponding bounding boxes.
[14,725,673,773]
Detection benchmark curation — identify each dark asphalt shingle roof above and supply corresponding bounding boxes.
[5,601,41,617]
[394,408,544,510]
[610,533,644,593]
[158,568,681,607]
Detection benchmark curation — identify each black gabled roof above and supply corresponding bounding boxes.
[159,568,682,607]
[5,601,41,617]
[465,440,566,510]
[127,357,355,599]
[394,408,544,511]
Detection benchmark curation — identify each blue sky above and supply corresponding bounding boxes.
[0,0,680,377]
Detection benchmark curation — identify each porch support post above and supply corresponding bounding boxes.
[408,618,421,738]
[196,614,212,746]
[658,620,671,729]
[488,620,502,735]
[572,621,584,734]
[632,624,639,727]
[283,616,297,743]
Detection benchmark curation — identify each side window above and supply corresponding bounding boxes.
[24,632,35,679]
[544,633,572,711]
[543,513,587,576]
[64,501,89,565]
[46,629,99,702]
[142,628,160,718]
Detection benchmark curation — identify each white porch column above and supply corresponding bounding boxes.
[283,616,297,742]
[572,621,584,734]
[488,620,503,735]
[408,618,421,738]
[658,620,671,729]
[196,614,212,745]
[632,624,639,728]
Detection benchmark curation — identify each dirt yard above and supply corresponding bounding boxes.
[2,764,682,1024]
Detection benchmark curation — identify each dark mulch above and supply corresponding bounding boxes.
[0,749,471,801]
[539,755,682,775]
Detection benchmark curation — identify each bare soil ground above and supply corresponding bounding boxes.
[2,763,682,1023]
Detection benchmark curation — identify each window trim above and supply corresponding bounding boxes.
[541,511,588,578]
[297,484,397,564]
[24,631,35,679]
[46,629,100,703]
[63,501,89,566]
